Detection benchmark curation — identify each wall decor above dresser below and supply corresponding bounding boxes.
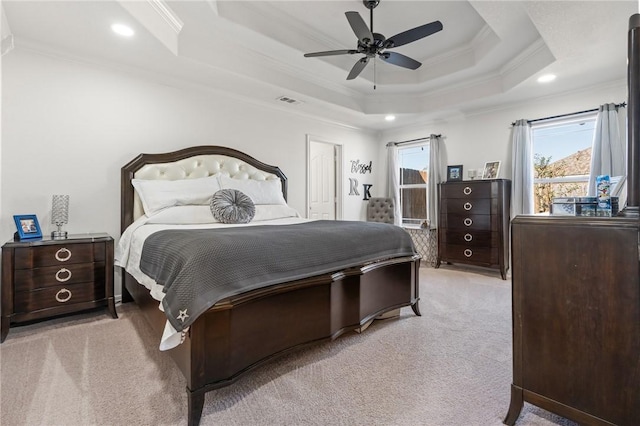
[436,179,511,279]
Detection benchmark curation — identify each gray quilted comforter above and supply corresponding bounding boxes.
[139,220,417,331]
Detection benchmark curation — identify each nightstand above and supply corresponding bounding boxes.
[1,233,117,342]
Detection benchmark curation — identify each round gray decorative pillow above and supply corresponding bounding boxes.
[210,189,255,224]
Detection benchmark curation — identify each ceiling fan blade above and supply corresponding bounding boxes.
[386,21,443,48]
[304,49,357,57]
[347,57,370,80]
[379,52,421,70]
[345,11,373,45]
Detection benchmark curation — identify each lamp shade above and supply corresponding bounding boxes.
[51,195,69,226]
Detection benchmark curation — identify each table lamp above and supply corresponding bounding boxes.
[51,194,69,239]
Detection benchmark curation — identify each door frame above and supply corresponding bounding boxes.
[306,135,343,220]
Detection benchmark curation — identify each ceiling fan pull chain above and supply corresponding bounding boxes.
[374,58,377,90]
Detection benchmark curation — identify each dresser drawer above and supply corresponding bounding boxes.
[441,198,493,215]
[441,244,497,265]
[441,230,496,247]
[440,213,495,231]
[440,182,492,199]
[14,243,104,269]
[14,281,106,313]
[14,262,105,292]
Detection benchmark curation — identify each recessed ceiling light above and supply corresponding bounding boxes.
[111,23,134,37]
[385,115,396,122]
[537,74,556,83]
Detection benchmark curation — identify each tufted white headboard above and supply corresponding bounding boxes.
[121,146,287,233]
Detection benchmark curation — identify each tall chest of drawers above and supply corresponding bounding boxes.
[437,179,511,279]
[1,233,117,342]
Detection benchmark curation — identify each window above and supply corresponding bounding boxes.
[532,115,596,213]
[398,143,429,226]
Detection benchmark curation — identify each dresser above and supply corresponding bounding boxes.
[1,233,117,342]
[504,216,639,425]
[436,179,511,279]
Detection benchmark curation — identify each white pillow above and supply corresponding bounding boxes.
[218,175,286,205]
[132,175,221,216]
[253,204,301,221]
[145,206,219,224]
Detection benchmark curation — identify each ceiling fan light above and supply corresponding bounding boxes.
[385,115,396,121]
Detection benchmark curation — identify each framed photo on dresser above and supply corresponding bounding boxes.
[447,165,463,182]
[13,214,42,240]
[482,161,500,179]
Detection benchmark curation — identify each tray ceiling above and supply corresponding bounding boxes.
[2,1,637,130]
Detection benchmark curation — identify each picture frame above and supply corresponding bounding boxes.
[447,165,463,182]
[13,214,43,240]
[482,161,501,179]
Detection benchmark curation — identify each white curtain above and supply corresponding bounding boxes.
[387,144,401,225]
[587,103,625,196]
[428,134,443,229]
[511,119,534,217]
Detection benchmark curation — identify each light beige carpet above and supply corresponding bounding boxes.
[1,266,577,426]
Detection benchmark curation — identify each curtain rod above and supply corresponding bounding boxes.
[511,102,626,126]
[386,134,441,147]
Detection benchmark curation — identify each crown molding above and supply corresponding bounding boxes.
[148,0,183,34]
[463,77,627,120]
[11,38,369,132]
[117,0,183,55]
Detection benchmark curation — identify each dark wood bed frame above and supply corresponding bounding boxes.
[119,145,421,426]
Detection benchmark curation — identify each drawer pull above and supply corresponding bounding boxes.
[55,248,72,262]
[464,249,473,258]
[464,202,473,211]
[463,186,472,195]
[55,268,72,282]
[55,288,72,303]
[464,233,473,242]
[463,218,473,226]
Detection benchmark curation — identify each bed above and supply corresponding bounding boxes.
[116,145,421,426]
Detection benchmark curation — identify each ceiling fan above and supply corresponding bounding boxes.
[303,0,443,82]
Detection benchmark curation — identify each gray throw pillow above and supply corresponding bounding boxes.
[210,189,255,224]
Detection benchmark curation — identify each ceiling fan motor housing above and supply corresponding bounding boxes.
[363,0,380,10]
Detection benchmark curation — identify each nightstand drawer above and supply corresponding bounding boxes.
[14,262,105,291]
[14,282,106,313]
[14,243,104,269]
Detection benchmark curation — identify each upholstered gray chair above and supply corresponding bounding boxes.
[367,197,395,224]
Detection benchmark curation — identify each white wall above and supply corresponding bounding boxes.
[3,47,629,299]
[1,48,382,295]
[377,81,628,189]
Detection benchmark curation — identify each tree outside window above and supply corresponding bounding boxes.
[532,117,596,213]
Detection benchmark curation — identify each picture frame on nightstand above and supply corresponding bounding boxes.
[13,214,42,240]
[447,165,463,182]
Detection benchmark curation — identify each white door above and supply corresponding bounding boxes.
[309,140,336,220]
